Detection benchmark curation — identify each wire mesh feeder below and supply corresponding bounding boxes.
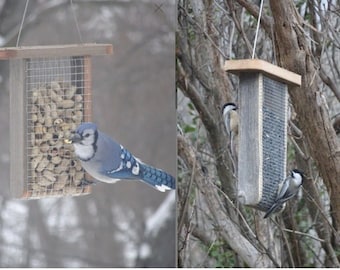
[0,44,113,199]
[224,59,301,212]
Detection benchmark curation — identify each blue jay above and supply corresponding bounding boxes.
[67,122,175,192]
[264,169,304,218]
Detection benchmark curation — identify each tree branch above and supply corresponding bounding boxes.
[233,0,273,35]
[269,0,340,236]
[320,69,340,102]
[177,133,273,267]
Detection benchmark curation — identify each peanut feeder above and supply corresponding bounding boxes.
[0,44,113,199]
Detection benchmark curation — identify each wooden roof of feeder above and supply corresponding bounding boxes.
[0,43,113,59]
[224,59,301,87]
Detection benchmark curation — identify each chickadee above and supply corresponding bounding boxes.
[264,169,304,219]
[222,102,239,163]
[222,102,239,137]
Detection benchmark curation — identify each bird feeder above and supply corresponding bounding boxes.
[224,59,301,212]
[0,44,113,199]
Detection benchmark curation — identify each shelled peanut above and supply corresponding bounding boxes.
[28,80,87,194]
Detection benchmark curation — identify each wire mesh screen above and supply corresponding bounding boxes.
[257,75,288,211]
[25,56,91,198]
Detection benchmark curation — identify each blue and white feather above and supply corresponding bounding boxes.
[69,122,175,192]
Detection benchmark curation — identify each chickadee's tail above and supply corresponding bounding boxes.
[263,201,285,219]
[139,163,176,192]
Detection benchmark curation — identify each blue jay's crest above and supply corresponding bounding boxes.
[75,122,98,135]
[70,122,176,192]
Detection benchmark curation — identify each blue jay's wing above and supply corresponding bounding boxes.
[103,146,176,192]
[103,146,141,180]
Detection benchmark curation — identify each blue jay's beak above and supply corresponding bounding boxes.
[64,133,82,144]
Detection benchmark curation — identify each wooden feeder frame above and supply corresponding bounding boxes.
[0,43,113,199]
[224,59,301,211]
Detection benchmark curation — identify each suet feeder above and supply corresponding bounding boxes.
[224,59,301,211]
[0,44,113,199]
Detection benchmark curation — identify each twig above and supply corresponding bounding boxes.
[289,120,303,139]
[177,59,216,133]
[177,133,272,267]
[282,228,325,242]
[227,0,253,55]
[280,219,295,267]
[214,184,256,239]
[178,123,202,235]
[289,136,308,161]
[233,0,273,35]
[178,4,227,59]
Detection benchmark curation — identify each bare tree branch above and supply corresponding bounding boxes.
[178,133,273,267]
[233,0,273,35]
[177,0,340,266]
[268,0,340,236]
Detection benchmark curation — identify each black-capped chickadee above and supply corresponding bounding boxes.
[264,169,304,219]
[222,103,239,136]
[222,102,239,162]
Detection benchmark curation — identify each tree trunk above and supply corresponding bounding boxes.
[269,0,340,235]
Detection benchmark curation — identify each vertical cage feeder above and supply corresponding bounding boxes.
[224,59,301,212]
[0,44,113,199]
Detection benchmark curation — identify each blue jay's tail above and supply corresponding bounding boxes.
[139,163,176,192]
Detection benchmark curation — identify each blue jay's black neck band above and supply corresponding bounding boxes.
[93,129,98,153]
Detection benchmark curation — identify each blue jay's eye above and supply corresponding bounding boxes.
[84,133,90,138]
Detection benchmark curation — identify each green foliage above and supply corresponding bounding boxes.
[183,102,199,134]
[335,248,340,257]
[183,124,196,133]
[206,240,236,268]
[188,27,196,42]
[187,102,196,115]
[304,13,311,21]
[295,0,306,8]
